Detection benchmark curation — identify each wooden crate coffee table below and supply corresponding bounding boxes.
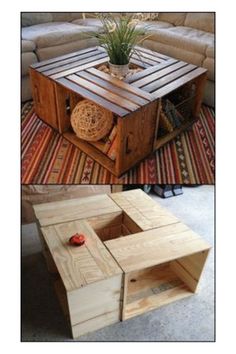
[33,189,210,339]
[30,46,207,177]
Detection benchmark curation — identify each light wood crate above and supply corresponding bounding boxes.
[33,190,210,338]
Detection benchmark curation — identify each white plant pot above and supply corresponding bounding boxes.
[108,62,129,78]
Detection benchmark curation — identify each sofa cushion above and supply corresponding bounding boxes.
[21,39,36,53]
[137,20,173,31]
[157,13,187,26]
[52,12,83,22]
[21,13,53,27]
[184,13,215,33]
[21,22,98,49]
[36,38,99,61]
[147,26,214,55]
[21,52,38,76]
[206,45,214,58]
[143,39,205,67]
[72,18,104,31]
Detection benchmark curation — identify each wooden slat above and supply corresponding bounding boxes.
[57,77,129,116]
[87,67,153,101]
[134,50,165,64]
[170,261,198,292]
[51,56,109,80]
[143,64,197,92]
[130,57,150,68]
[67,74,140,112]
[125,58,178,84]
[43,52,108,77]
[151,67,207,99]
[109,189,179,231]
[124,282,192,320]
[132,61,188,88]
[69,275,122,337]
[135,46,170,60]
[76,71,146,106]
[33,193,121,227]
[105,222,210,273]
[132,53,159,66]
[41,220,122,292]
[31,46,99,69]
[37,49,102,73]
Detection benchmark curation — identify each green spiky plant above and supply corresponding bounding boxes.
[94,13,149,65]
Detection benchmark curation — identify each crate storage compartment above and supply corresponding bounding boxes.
[53,83,158,177]
[155,81,199,149]
[123,250,209,320]
[104,220,210,321]
[89,211,143,242]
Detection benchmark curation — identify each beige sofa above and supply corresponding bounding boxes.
[141,13,215,107]
[21,12,215,107]
[21,12,99,101]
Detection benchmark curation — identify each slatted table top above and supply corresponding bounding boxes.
[34,190,211,290]
[31,46,207,117]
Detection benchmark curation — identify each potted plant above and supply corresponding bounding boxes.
[93,13,149,77]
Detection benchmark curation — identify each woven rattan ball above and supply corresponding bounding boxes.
[71,100,113,142]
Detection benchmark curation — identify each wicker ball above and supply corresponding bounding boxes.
[71,99,113,142]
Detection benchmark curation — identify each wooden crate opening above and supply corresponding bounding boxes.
[123,249,209,320]
[96,62,144,79]
[89,211,142,242]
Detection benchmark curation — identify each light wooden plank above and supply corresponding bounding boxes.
[109,189,179,231]
[68,273,122,326]
[41,219,122,292]
[33,194,121,227]
[124,283,192,320]
[87,67,153,101]
[105,222,211,273]
[67,74,140,112]
[57,77,129,116]
[170,261,198,292]
[122,212,143,234]
[72,308,120,338]
[88,211,123,232]
[126,263,178,301]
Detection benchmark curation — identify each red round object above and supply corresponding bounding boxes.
[69,233,85,246]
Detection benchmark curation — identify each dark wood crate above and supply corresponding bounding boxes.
[30,46,207,177]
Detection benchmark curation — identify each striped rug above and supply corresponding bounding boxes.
[21,102,215,184]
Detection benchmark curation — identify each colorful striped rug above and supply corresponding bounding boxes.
[21,102,215,184]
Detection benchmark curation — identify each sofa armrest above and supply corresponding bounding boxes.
[22,39,36,53]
